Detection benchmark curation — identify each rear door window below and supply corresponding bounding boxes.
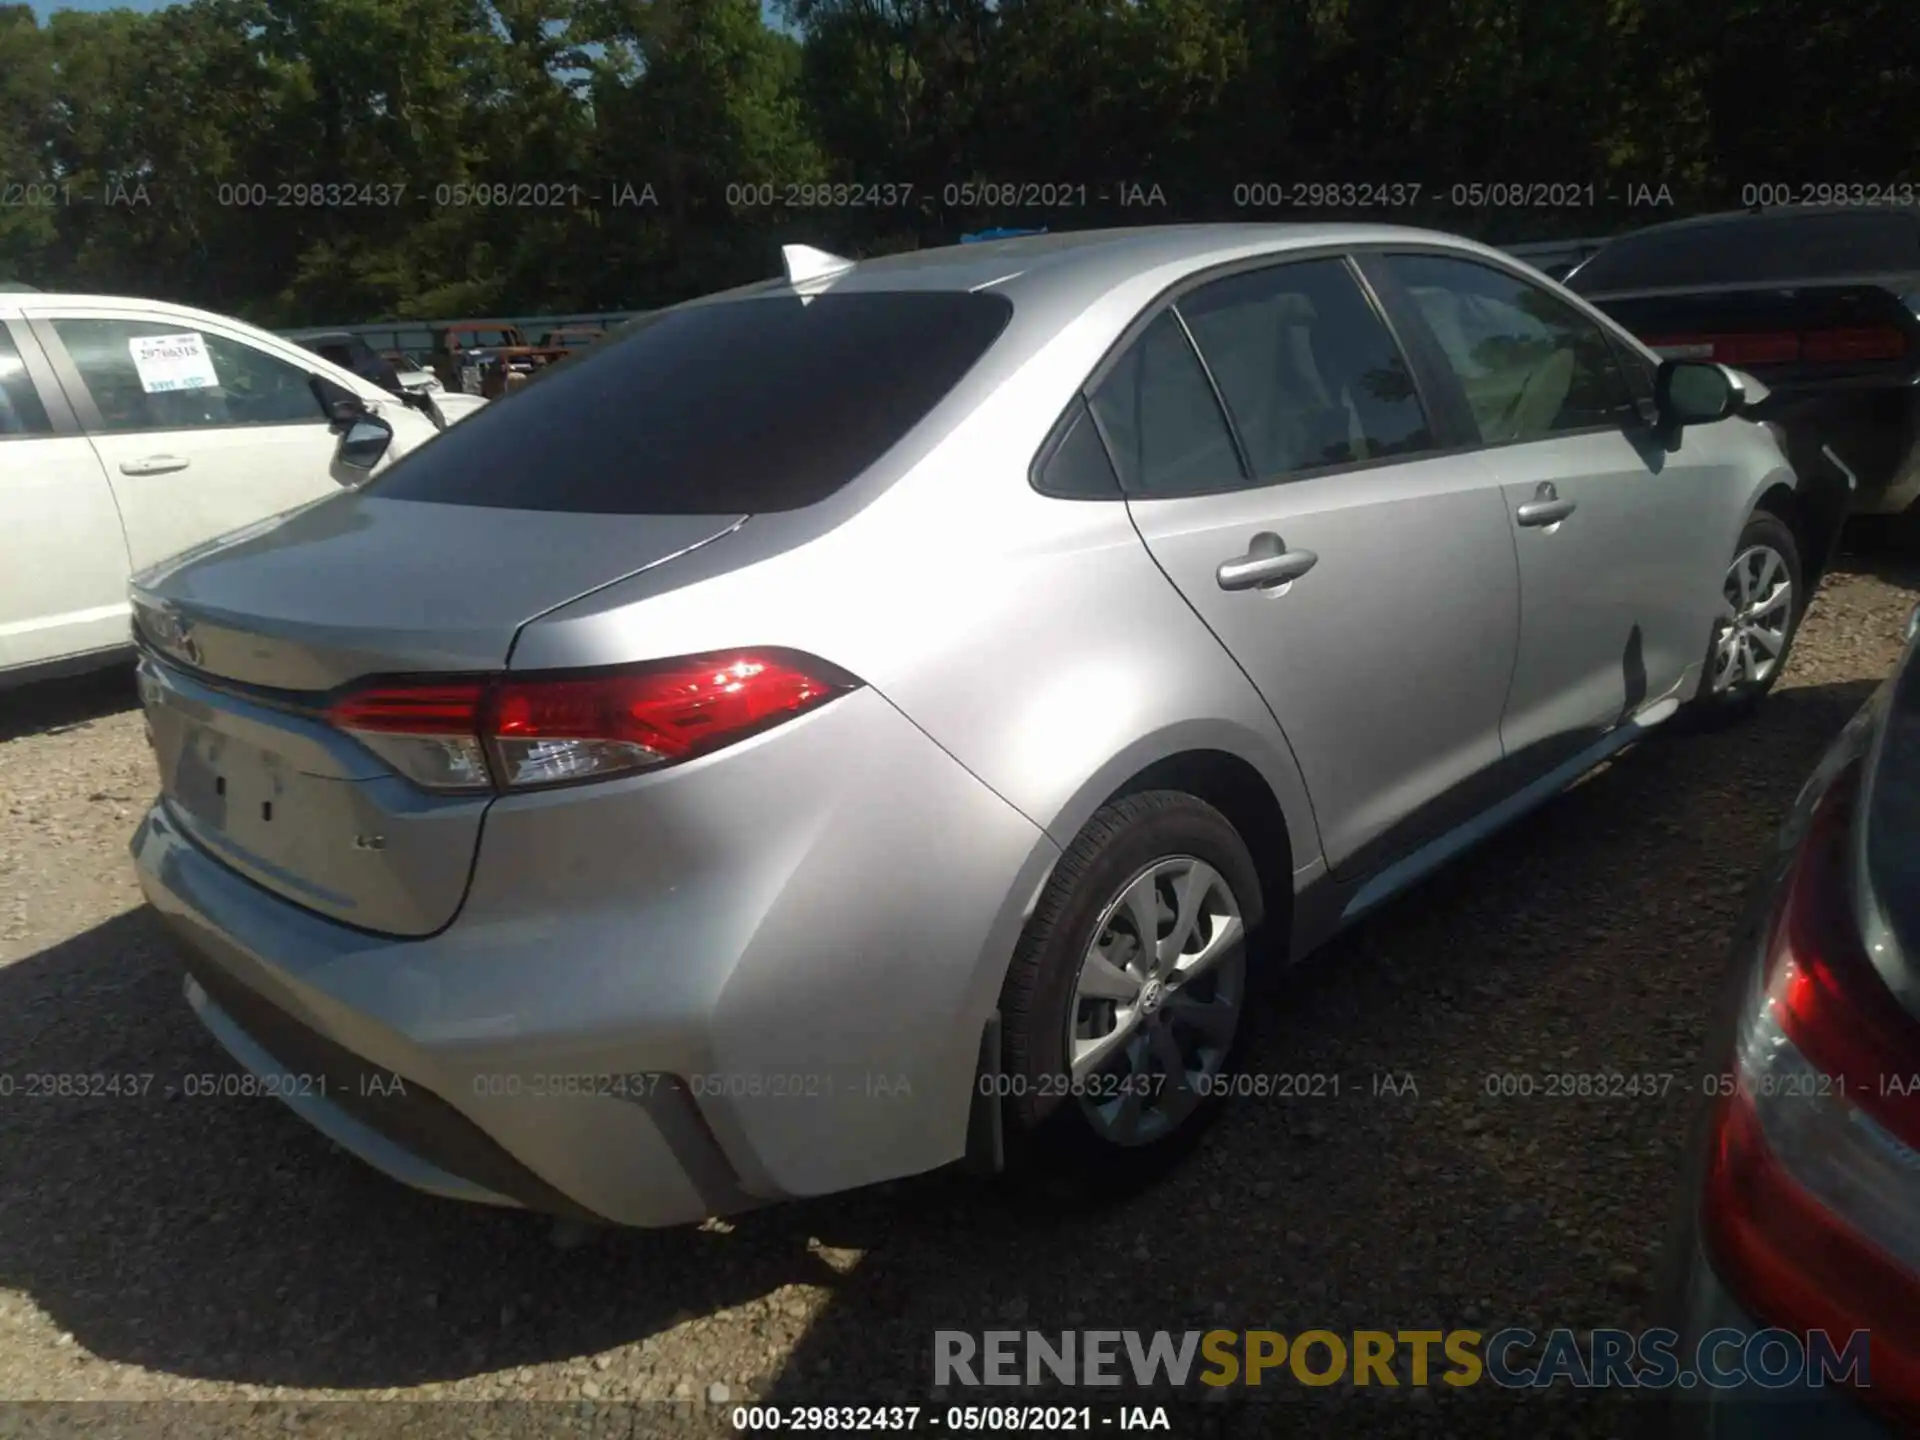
[1176,258,1434,480]
[1087,310,1244,497]
[371,291,1014,513]
[1033,396,1123,499]
[0,326,52,436]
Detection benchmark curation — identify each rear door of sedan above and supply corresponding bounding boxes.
[1108,252,1523,877]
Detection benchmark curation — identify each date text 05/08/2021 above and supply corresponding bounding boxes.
[728,1404,1173,1433]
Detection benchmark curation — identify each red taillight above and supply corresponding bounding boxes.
[1721,332,1802,366]
[1769,835,1920,1148]
[326,681,485,734]
[1801,326,1909,364]
[324,653,855,792]
[1701,761,1920,1420]
[487,655,849,788]
[325,680,492,792]
[1644,327,1909,367]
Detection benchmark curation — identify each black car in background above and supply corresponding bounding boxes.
[1569,207,1920,524]
[1650,601,1920,1437]
[284,328,405,393]
[286,328,450,425]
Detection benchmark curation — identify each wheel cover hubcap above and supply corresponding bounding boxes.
[1712,543,1794,694]
[1067,855,1246,1147]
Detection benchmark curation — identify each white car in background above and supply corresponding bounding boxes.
[0,292,442,685]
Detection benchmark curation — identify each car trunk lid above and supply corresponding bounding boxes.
[132,493,746,936]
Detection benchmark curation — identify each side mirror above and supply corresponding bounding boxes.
[1724,366,1771,411]
[1906,603,1920,645]
[397,387,442,425]
[1654,360,1738,428]
[309,373,366,428]
[337,414,394,471]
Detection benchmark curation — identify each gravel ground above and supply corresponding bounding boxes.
[2,541,1916,1440]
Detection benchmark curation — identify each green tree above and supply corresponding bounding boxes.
[0,0,1910,320]
[0,4,57,282]
[579,0,826,302]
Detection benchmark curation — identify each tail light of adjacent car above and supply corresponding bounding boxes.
[1700,757,1920,1419]
[325,652,858,793]
[1800,326,1911,364]
[1644,328,1909,367]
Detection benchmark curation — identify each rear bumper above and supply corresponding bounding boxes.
[131,684,1058,1226]
[179,946,596,1217]
[1649,1242,1894,1439]
[136,800,761,1226]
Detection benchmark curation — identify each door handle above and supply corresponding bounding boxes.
[1515,482,1576,528]
[1216,532,1318,592]
[119,456,191,476]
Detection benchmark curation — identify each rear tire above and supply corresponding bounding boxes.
[996,791,1264,1204]
[1685,511,1804,727]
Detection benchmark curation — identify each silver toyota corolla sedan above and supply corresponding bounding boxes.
[129,224,1841,1227]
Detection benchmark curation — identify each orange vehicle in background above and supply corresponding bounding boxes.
[538,326,605,353]
[431,321,568,396]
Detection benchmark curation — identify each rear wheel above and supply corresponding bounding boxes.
[996,791,1264,1200]
[1688,511,1804,725]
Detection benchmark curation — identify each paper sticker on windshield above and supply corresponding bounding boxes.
[129,332,219,394]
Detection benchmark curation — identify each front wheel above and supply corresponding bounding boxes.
[1687,511,1804,726]
[995,791,1265,1201]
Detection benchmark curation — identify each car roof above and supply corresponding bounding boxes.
[1,291,264,316]
[0,291,314,340]
[0,292,408,401]
[691,223,1530,311]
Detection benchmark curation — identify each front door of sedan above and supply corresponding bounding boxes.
[1105,256,1523,876]
[1369,252,1726,770]
[38,314,347,573]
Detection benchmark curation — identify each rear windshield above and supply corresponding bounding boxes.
[370,291,1015,513]
[1570,210,1920,293]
